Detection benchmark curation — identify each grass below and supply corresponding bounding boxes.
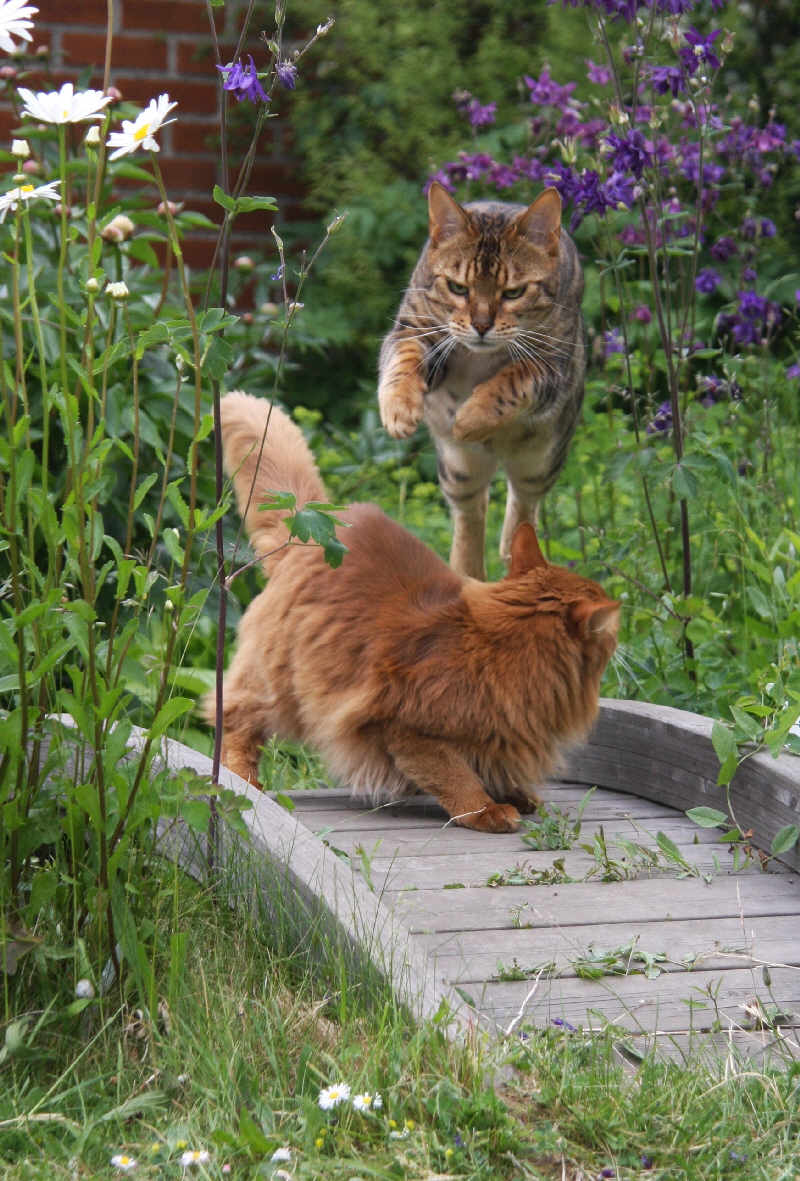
[4,828,800,1181]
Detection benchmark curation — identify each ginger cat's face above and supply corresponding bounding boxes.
[424,183,563,357]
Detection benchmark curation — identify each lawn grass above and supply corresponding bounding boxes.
[3,840,800,1181]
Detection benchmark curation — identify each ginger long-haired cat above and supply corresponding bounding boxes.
[378,183,585,581]
[206,392,618,834]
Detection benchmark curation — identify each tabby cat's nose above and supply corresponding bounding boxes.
[473,322,490,337]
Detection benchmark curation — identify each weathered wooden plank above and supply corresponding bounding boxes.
[413,913,800,982]
[386,875,800,933]
[370,849,763,891]
[470,965,800,1034]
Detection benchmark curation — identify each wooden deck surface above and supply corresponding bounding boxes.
[275,781,800,1044]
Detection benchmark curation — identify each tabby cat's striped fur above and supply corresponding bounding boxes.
[378,183,586,580]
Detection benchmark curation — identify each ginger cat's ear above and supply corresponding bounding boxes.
[513,187,562,257]
[508,522,548,577]
[571,600,621,640]
[428,181,472,246]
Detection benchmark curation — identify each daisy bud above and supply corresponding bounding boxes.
[157,200,182,217]
[234,255,254,272]
[75,978,95,999]
[0,66,17,80]
[11,139,30,158]
[242,312,254,324]
[722,31,735,54]
[36,44,50,57]
[260,302,278,316]
[22,159,41,175]
[102,214,135,243]
[106,86,123,102]
[85,125,101,146]
[107,281,130,301]
[85,278,101,294]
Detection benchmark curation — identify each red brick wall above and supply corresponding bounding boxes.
[2,0,308,266]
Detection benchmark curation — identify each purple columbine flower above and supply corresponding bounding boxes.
[656,0,696,11]
[698,375,725,405]
[453,1134,464,1148]
[552,1017,576,1030]
[710,234,737,260]
[641,1156,654,1171]
[586,59,611,85]
[647,65,686,96]
[467,99,496,127]
[604,128,653,178]
[619,222,646,245]
[487,162,518,189]
[524,68,576,110]
[760,217,777,237]
[741,266,757,284]
[632,303,652,323]
[647,401,673,435]
[681,28,722,71]
[695,267,722,294]
[217,56,269,103]
[276,60,298,90]
[598,1169,615,1179]
[424,169,457,195]
[741,216,757,240]
[603,328,624,357]
[786,363,800,379]
[603,171,636,209]
[729,1152,748,1163]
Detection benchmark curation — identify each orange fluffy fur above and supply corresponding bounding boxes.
[205,391,620,833]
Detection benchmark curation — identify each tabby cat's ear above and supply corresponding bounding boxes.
[508,522,548,577]
[428,182,473,246]
[513,187,562,257]
[570,600,621,640]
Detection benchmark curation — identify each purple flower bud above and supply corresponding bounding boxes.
[603,328,625,357]
[276,61,298,90]
[647,401,673,436]
[453,1134,464,1148]
[760,217,776,237]
[741,267,757,284]
[710,235,737,260]
[786,363,800,380]
[632,303,652,323]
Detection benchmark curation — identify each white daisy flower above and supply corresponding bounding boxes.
[0,180,60,222]
[17,81,110,124]
[75,978,95,999]
[179,1150,211,1169]
[106,94,177,160]
[352,1092,382,1111]
[0,0,37,55]
[110,1155,138,1172]
[270,1147,292,1162]
[106,281,130,301]
[318,1082,350,1109]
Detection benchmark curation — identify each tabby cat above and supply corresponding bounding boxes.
[378,183,586,580]
[206,392,619,834]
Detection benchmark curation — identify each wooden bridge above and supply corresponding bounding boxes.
[165,700,800,1052]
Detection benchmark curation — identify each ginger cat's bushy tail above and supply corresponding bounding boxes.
[221,391,325,575]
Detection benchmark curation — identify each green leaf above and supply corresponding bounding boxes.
[259,490,296,512]
[711,719,737,764]
[213,184,236,212]
[147,697,194,741]
[731,705,763,742]
[235,195,278,213]
[238,1106,275,1156]
[179,799,211,833]
[672,462,700,500]
[202,335,234,380]
[686,806,728,828]
[602,450,633,484]
[655,831,685,864]
[275,792,295,812]
[771,825,799,856]
[717,751,738,786]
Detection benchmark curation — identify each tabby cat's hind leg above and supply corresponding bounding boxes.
[499,483,542,567]
[435,439,496,580]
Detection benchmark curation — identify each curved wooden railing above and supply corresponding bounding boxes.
[564,700,800,873]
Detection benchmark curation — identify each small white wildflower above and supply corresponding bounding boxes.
[110,1155,138,1172]
[11,138,29,158]
[85,277,100,294]
[106,93,177,160]
[106,281,130,301]
[75,978,95,999]
[0,0,37,56]
[318,1082,350,1109]
[179,1150,211,1169]
[18,80,111,124]
[0,179,60,221]
[352,1092,382,1111]
[388,1129,409,1140]
[85,124,101,146]
[270,1147,291,1162]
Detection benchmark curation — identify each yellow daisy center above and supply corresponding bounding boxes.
[133,122,151,142]
[20,185,34,194]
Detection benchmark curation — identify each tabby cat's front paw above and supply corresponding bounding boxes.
[379,376,427,439]
[452,394,500,444]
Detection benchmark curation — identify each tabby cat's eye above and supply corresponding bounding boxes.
[502,285,526,300]
[447,280,469,296]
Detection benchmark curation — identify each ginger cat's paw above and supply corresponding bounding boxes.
[380,376,427,439]
[458,801,521,833]
[503,787,543,814]
[452,384,502,443]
